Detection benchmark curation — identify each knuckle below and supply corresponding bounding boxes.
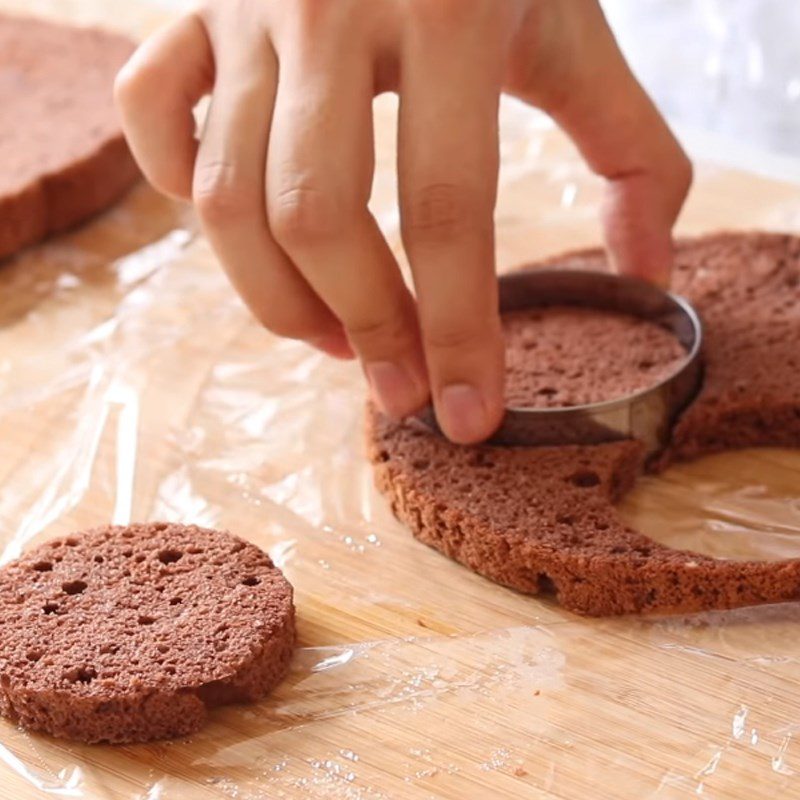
[402,183,477,246]
[269,185,342,249]
[407,0,498,30]
[423,319,488,354]
[113,57,153,110]
[290,0,374,24]
[193,162,258,226]
[406,0,461,25]
[294,0,335,24]
[345,312,413,353]
[244,299,326,341]
[256,314,316,341]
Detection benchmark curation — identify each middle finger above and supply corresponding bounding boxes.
[267,9,428,419]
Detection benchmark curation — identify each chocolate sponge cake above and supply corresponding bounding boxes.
[503,306,687,408]
[0,13,140,260]
[368,232,800,616]
[0,523,295,743]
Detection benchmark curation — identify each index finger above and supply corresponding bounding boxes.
[398,4,506,444]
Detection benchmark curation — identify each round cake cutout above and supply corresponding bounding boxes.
[0,523,295,743]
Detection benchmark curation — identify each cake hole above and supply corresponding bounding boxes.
[164,666,176,675]
[471,452,495,468]
[99,643,118,655]
[188,547,205,555]
[65,666,96,684]
[556,515,575,526]
[376,450,390,463]
[230,542,245,554]
[152,523,168,531]
[65,538,79,547]
[93,555,104,564]
[157,644,169,654]
[241,576,260,587]
[122,570,131,578]
[537,573,557,595]
[569,470,601,488]
[122,548,133,558]
[169,597,183,605]
[42,602,59,615]
[158,549,183,565]
[61,580,87,596]
[638,359,655,370]
[134,554,146,563]
[411,459,430,470]
[537,387,558,397]
[610,546,627,555]
[26,650,43,663]
[32,560,53,572]
[138,615,156,626]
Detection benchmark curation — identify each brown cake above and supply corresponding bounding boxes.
[503,306,687,408]
[0,13,140,260]
[368,231,800,616]
[0,523,295,743]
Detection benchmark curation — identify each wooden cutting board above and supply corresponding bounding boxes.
[2,1,800,798]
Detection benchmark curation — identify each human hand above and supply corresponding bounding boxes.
[115,0,692,444]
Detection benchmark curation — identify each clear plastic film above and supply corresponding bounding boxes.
[3,6,800,799]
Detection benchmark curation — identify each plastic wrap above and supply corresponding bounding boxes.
[3,4,800,798]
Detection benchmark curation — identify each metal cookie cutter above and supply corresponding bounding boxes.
[418,269,704,457]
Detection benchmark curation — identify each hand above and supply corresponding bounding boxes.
[115,0,692,444]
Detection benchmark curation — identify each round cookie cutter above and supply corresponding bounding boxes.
[417,269,704,457]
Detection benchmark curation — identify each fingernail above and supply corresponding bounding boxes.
[438,383,488,444]
[366,361,422,418]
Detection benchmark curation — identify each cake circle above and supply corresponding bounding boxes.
[0,523,295,743]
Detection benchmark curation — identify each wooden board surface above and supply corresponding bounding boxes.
[2,1,800,798]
